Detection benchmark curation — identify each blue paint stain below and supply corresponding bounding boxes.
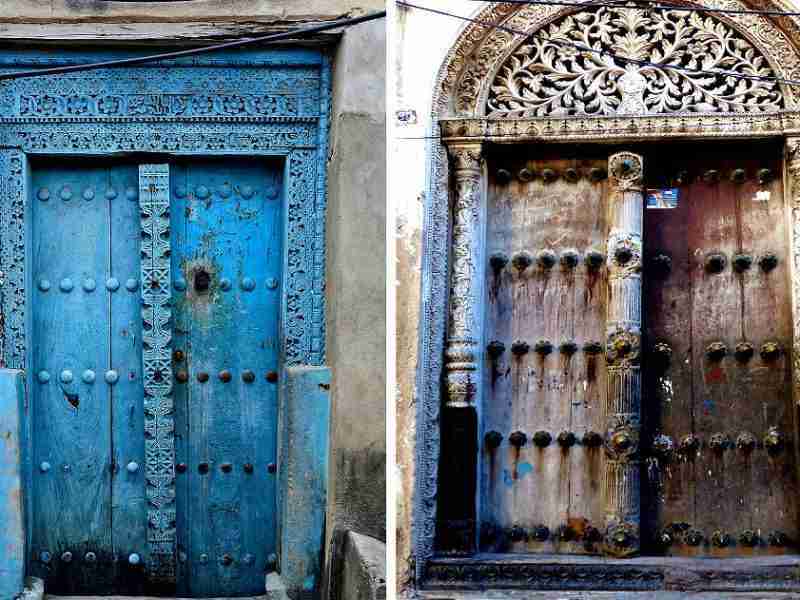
[503,469,514,487]
[703,398,715,413]
[518,462,533,478]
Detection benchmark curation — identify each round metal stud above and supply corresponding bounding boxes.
[533,430,552,448]
[740,529,759,547]
[198,462,209,474]
[737,431,757,453]
[732,253,753,273]
[490,252,509,273]
[557,431,576,449]
[221,463,233,473]
[560,249,579,269]
[730,168,747,183]
[267,462,277,474]
[759,252,778,272]
[244,463,254,474]
[125,278,138,292]
[534,339,553,356]
[38,279,51,292]
[559,341,578,356]
[125,187,138,201]
[705,342,727,361]
[60,369,74,384]
[61,551,73,563]
[196,185,210,199]
[557,524,575,542]
[219,369,232,383]
[653,342,672,368]
[518,168,534,182]
[40,461,51,473]
[487,341,505,360]
[173,278,187,292]
[705,253,727,274]
[508,431,527,449]
[267,553,278,570]
[769,531,789,547]
[175,370,188,383]
[197,372,209,383]
[509,525,526,542]
[711,530,731,548]
[585,250,606,270]
[85,552,96,563]
[241,277,256,291]
[82,278,96,292]
[564,167,579,183]
[40,551,51,563]
[60,186,73,201]
[242,553,254,565]
[537,249,557,269]
[105,370,119,385]
[83,187,95,201]
[242,370,256,383]
[589,167,607,182]
[734,342,754,362]
[531,524,550,542]
[496,168,512,183]
[611,430,636,454]
[129,553,141,565]
[59,278,73,293]
[703,169,719,183]
[652,434,675,460]
[651,253,672,277]
[219,277,232,291]
[126,461,139,473]
[199,553,209,564]
[757,168,774,184]
[266,277,279,289]
[105,187,118,200]
[764,427,784,455]
[241,185,256,199]
[541,168,558,183]
[174,186,187,199]
[62,464,71,473]
[614,246,633,265]
[219,183,233,198]
[82,369,95,384]
[685,529,704,546]
[485,430,503,450]
[678,434,700,455]
[583,341,603,355]
[511,251,533,272]
[511,340,530,356]
[709,433,730,453]
[176,463,187,473]
[179,552,188,563]
[658,530,673,547]
[760,341,781,361]
[37,187,50,201]
[37,370,50,384]
[582,431,603,448]
[105,277,119,292]
[266,371,278,383]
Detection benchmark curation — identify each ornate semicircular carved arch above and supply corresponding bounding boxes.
[437,0,800,118]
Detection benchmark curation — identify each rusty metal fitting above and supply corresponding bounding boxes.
[764,427,784,455]
[560,249,580,269]
[611,430,635,454]
[197,372,209,383]
[709,433,730,453]
[557,431,576,449]
[512,251,533,272]
[537,249,557,269]
[759,252,778,272]
[584,250,606,270]
[564,167,579,183]
[511,340,530,356]
[518,167,535,182]
[705,253,727,274]
[734,342,754,362]
[219,369,232,383]
[737,431,757,453]
[534,339,553,356]
[739,529,759,547]
[703,169,720,183]
[705,341,727,361]
[496,168,512,183]
[582,431,603,448]
[533,430,552,448]
[678,434,700,455]
[732,253,753,273]
[198,462,209,473]
[730,168,747,183]
[220,554,233,567]
[220,463,233,473]
[173,349,185,362]
[650,253,672,277]
[509,431,527,449]
[487,341,506,360]
[583,341,603,355]
[176,463,187,473]
[242,370,256,383]
[175,370,188,383]
[760,341,781,361]
[711,530,731,548]
[267,463,277,474]
[243,463,254,474]
[757,167,774,184]
[531,524,550,542]
[685,529,704,546]
[589,167,607,182]
[266,371,278,383]
[484,430,503,450]
[490,252,509,272]
[559,341,578,356]
[541,168,558,183]
[652,434,675,461]
[768,531,789,547]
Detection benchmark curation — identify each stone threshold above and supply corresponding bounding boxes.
[414,592,800,599]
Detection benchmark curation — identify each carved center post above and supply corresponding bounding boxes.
[785,139,800,412]
[603,151,644,557]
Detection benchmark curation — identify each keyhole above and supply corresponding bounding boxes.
[194,269,210,293]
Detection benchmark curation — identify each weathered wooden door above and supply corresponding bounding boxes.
[28,158,283,596]
[642,142,799,556]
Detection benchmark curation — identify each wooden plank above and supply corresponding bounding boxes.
[30,163,113,593]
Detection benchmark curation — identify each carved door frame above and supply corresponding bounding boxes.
[413,0,800,591]
[0,45,331,591]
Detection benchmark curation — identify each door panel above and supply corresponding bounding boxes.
[643,144,798,556]
[171,159,282,596]
[30,161,145,593]
[480,154,609,554]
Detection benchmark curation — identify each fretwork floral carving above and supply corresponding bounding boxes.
[487,6,784,117]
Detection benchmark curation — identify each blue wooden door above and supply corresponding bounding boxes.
[28,158,283,597]
[171,159,282,597]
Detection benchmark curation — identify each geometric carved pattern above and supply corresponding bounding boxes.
[487,7,783,118]
[139,164,176,583]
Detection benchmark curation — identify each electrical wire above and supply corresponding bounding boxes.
[468,0,800,18]
[396,1,800,86]
[0,10,386,81]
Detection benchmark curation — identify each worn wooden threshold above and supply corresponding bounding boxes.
[47,596,269,600]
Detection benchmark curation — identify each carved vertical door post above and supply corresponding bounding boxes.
[444,142,485,409]
[436,142,484,552]
[603,152,644,557]
[786,140,800,411]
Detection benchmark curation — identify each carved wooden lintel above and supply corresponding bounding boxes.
[603,151,644,557]
[444,142,484,408]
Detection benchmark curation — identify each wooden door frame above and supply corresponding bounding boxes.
[0,44,332,594]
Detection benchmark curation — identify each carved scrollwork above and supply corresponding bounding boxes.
[605,424,640,461]
[608,232,642,274]
[486,6,783,118]
[604,522,640,558]
[606,329,641,366]
[609,151,644,188]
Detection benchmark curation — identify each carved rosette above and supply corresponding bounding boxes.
[445,143,484,407]
[603,151,643,557]
[787,139,800,410]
